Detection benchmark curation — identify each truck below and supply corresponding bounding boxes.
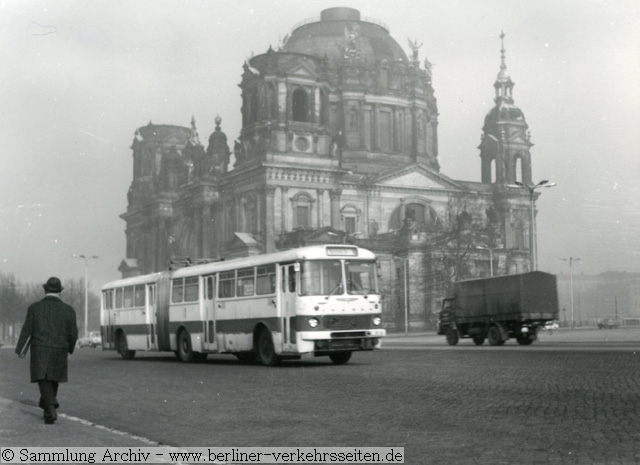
[437,271,559,346]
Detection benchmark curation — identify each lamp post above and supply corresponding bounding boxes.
[403,257,409,335]
[476,245,497,277]
[72,254,99,338]
[560,257,581,329]
[515,180,556,270]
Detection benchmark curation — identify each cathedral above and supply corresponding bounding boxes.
[120,7,541,331]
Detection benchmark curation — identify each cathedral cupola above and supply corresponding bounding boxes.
[206,115,231,176]
[479,31,533,186]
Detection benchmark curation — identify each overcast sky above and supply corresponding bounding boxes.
[1,0,639,293]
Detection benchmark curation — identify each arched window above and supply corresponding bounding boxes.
[514,155,523,184]
[341,205,361,234]
[292,88,308,122]
[291,192,314,229]
[389,200,438,231]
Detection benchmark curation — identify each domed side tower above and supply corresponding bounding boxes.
[479,32,533,185]
[236,7,439,174]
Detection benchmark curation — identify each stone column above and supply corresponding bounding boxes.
[373,103,379,150]
[281,186,289,232]
[359,101,365,148]
[317,189,324,228]
[201,204,213,258]
[264,186,277,253]
[330,189,342,229]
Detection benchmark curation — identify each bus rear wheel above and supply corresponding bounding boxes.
[329,351,352,365]
[257,329,280,367]
[118,333,136,360]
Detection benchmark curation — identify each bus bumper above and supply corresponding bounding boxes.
[297,329,386,352]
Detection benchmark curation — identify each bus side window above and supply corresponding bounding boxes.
[184,277,199,302]
[219,271,235,299]
[134,285,145,307]
[123,286,134,308]
[256,265,275,295]
[172,279,184,303]
[115,288,123,309]
[288,265,296,293]
[237,267,255,297]
[107,290,114,310]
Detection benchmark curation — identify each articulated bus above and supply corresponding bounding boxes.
[100,245,385,366]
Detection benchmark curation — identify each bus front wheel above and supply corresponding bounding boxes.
[257,329,280,367]
[329,351,352,365]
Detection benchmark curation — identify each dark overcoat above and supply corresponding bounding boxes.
[15,295,78,383]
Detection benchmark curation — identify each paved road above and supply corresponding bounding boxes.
[1,329,639,464]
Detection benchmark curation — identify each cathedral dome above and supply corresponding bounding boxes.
[282,7,409,65]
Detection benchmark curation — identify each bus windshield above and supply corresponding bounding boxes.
[300,260,342,296]
[346,260,378,295]
[299,260,379,296]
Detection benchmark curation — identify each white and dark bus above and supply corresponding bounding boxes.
[100,245,385,366]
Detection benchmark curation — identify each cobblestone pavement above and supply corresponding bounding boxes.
[1,331,639,465]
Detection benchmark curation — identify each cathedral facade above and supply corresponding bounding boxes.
[120,7,540,331]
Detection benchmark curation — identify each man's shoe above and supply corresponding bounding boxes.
[44,406,57,424]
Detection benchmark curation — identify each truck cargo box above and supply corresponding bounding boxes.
[451,271,559,323]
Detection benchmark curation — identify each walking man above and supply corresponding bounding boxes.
[15,277,78,424]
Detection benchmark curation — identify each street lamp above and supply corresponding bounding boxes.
[72,254,99,338]
[476,245,497,277]
[560,257,581,329]
[515,180,556,270]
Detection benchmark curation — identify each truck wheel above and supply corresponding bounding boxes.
[487,325,504,346]
[472,336,485,346]
[445,328,459,346]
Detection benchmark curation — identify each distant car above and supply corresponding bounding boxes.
[598,319,621,329]
[77,331,102,348]
[543,321,559,331]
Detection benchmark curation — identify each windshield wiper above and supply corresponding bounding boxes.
[326,282,343,299]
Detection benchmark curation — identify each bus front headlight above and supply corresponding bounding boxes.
[308,317,319,328]
[372,316,381,326]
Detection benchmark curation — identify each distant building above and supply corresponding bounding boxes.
[557,272,640,325]
[120,7,544,331]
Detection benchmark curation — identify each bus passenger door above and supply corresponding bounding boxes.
[203,274,217,352]
[147,284,157,351]
[280,264,298,349]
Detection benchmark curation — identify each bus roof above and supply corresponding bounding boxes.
[171,245,376,278]
[102,272,163,291]
[101,245,377,290]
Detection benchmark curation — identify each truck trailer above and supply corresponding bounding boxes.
[437,271,559,346]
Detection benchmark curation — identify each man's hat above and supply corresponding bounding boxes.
[43,277,64,293]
